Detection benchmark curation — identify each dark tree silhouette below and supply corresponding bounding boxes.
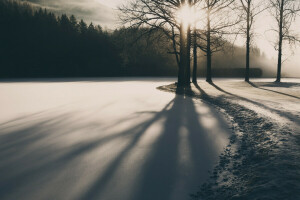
[192,2,198,83]
[196,0,238,82]
[119,0,198,87]
[269,0,300,82]
[238,0,267,82]
[0,0,265,79]
[79,19,88,35]
[0,0,121,78]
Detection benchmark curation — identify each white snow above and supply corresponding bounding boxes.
[0,78,299,200]
[0,78,232,200]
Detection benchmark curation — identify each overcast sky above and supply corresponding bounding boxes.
[22,0,123,28]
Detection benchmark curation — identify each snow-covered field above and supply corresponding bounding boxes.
[0,78,299,200]
[160,78,300,199]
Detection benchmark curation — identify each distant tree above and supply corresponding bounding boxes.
[59,14,69,26]
[70,15,78,33]
[197,0,238,82]
[269,0,300,82]
[238,0,267,82]
[79,19,88,35]
[88,22,97,35]
[95,25,103,34]
[111,27,177,76]
[0,0,122,78]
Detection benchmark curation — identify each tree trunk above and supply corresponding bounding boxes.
[184,0,192,86]
[245,1,251,82]
[192,25,197,83]
[207,51,212,82]
[171,27,180,68]
[178,0,191,87]
[276,0,284,83]
[186,24,191,86]
[178,23,187,87]
[206,8,212,83]
[276,40,283,82]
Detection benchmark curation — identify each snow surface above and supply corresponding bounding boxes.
[159,78,300,199]
[0,78,232,200]
[0,78,299,200]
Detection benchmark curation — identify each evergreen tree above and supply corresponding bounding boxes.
[79,19,87,35]
[69,15,78,33]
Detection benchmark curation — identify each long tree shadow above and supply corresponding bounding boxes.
[0,101,175,200]
[188,83,300,200]
[207,82,300,126]
[159,83,300,200]
[248,81,300,100]
[80,99,175,199]
[81,94,231,200]
[130,95,231,200]
[0,94,232,200]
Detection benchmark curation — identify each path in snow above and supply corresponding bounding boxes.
[159,78,300,199]
[0,78,232,200]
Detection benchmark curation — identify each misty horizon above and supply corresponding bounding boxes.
[15,0,300,77]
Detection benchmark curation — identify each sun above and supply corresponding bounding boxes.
[176,4,196,29]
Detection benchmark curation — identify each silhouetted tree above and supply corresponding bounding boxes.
[120,0,198,87]
[79,19,88,35]
[269,0,300,82]
[0,0,267,79]
[0,0,122,78]
[238,0,267,82]
[70,15,78,33]
[111,27,177,76]
[192,22,198,82]
[196,0,239,82]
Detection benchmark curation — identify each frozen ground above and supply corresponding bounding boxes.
[159,78,300,199]
[0,78,232,200]
[0,78,299,200]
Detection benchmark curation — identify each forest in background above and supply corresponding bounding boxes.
[0,0,269,78]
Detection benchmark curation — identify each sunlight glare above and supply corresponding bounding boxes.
[176,4,196,29]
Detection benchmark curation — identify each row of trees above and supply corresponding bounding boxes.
[1,0,266,78]
[120,0,300,86]
[0,0,122,77]
[1,0,200,78]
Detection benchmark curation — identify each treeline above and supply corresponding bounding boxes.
[120,0,300,85]
[0,0,178,78]
[0,0,122,78]
[0,0,266,78]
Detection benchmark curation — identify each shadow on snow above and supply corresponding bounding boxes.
[0,94,230,200]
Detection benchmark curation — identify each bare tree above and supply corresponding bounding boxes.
[119,0,197,87]
[238,0,267,82]
[186,0,193,85]
[192,0,198,83]
[269,0,300,82]
[196,0,238,82]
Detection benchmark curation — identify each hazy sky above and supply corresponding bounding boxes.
[22,0,123,28]
[96,0,123,8]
